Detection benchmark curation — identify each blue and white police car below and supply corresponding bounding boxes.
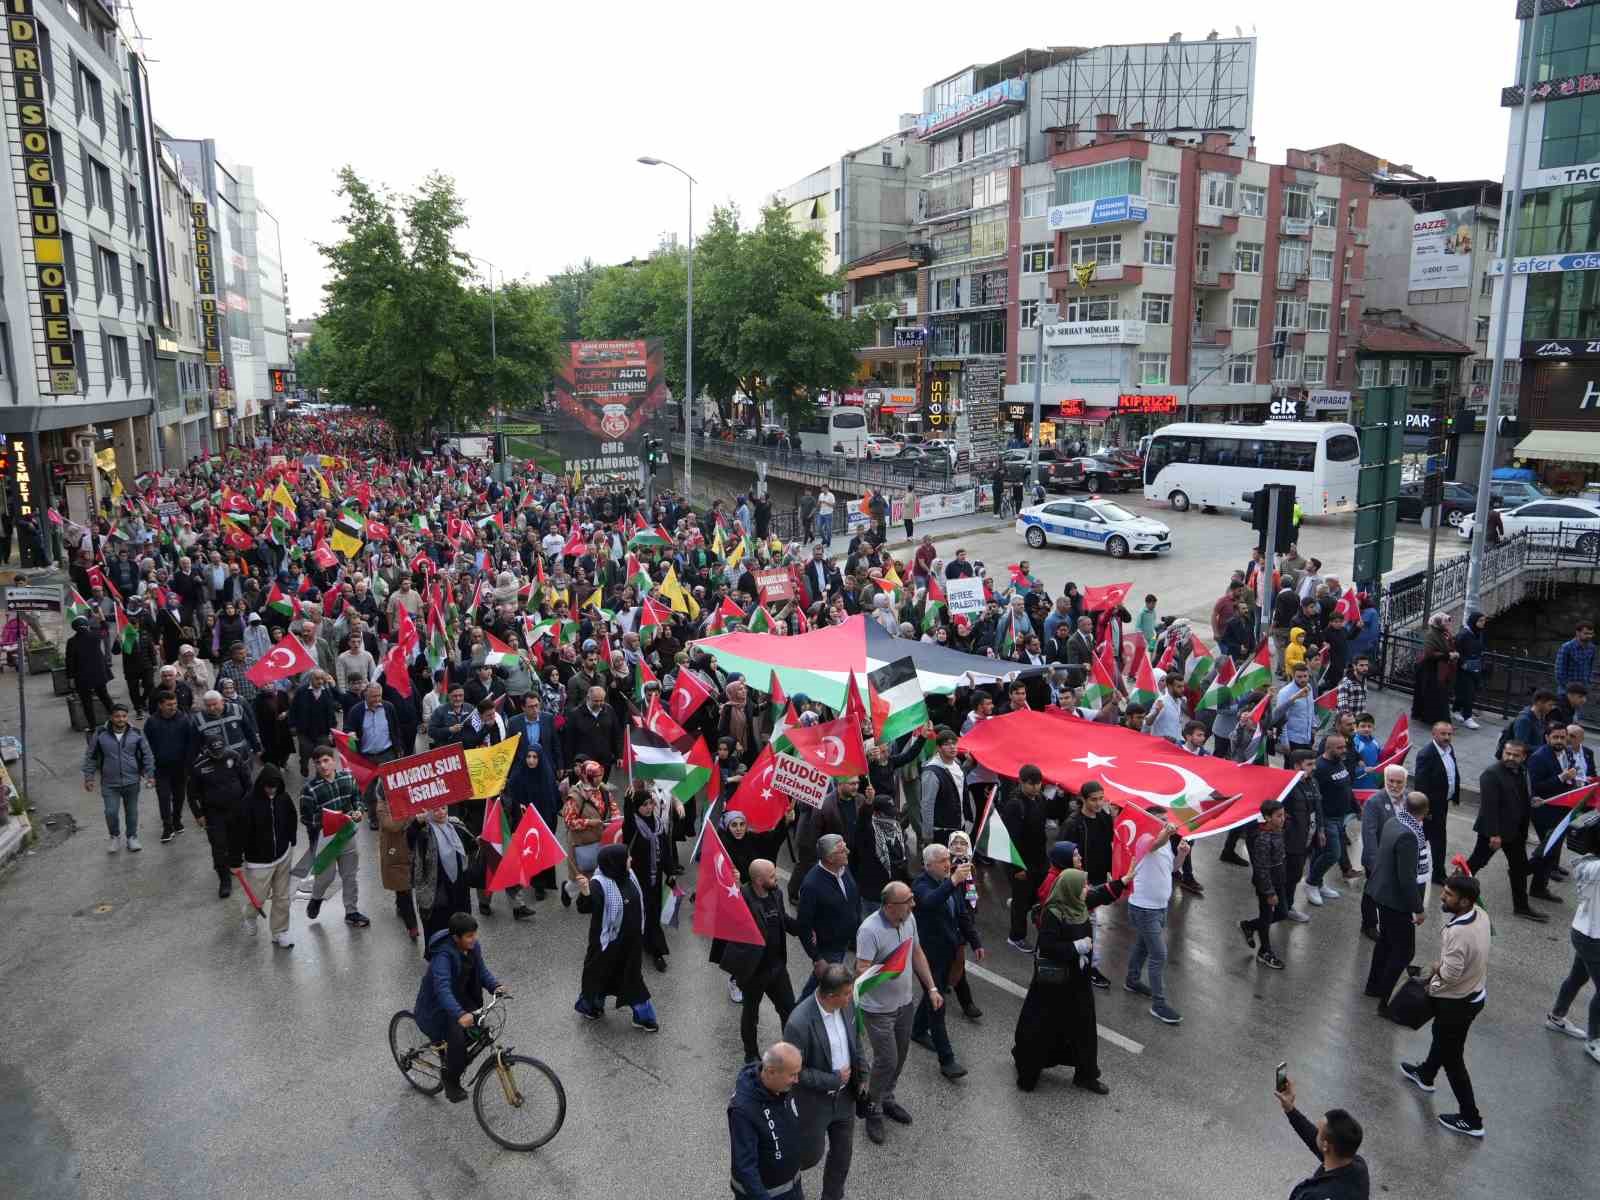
[1015,496,1172,558]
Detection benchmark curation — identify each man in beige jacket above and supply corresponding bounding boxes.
[1399,873,1490,1138]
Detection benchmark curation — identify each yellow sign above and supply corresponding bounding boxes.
[465,734,521,800]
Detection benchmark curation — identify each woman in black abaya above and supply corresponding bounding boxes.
[624,782,679,973]
[574,843,659,1031]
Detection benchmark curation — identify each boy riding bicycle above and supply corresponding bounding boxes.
[413,912,507,1102]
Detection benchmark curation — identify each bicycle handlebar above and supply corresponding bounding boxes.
[473,991,512,1020]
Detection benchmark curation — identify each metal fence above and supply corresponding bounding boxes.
[1373,628,1598,732]
[1380,526,1600,630]
[686,433,974,495]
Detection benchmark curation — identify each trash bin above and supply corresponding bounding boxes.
[67,692,89,732]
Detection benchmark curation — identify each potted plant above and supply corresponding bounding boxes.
[26,633,55,676]
[49,644,71,695]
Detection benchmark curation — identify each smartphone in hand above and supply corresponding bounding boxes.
[1275,1061,1289,1093]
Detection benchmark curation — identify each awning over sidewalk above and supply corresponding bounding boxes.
[1514,429,1600,464]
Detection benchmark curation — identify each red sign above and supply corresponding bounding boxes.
[1118,393,1178,413]
[754,568,795,604]
[1059,399,1087,417]
[550,340,671,440]
[380,744,474,820]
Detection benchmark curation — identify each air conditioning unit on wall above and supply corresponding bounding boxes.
[61,447,91,467]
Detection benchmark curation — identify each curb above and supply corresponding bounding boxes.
[0,813,31,870]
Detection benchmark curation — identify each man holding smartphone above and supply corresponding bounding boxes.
[1273,1076,1370,1199]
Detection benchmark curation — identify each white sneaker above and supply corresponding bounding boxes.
[126,837,142,852]
[1306,888,1324,907]
[1546,1013,1587,1039]
[1286,909,1311,923]
[107,834,121,853]
[272,933,295,949]
[1462,717,1480,730]
[242,916,258,935]
[728,978,744,1005]
[1319,885,1341,900]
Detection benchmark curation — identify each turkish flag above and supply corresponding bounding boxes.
[1081,581,1133,613]
[959,710,1295,837]
[224,527,255,553]
[645,695,691,744]
[245,634,318,687]
[726,744,788,833]
[394,603,421,658]
[783,714,868,778]
[842,669,869,732]
[1109,797,1170,881]
[1378,713,1411,767]
[668,668,715,726]
[692,819,765,945]
[487,803,568,893]
[382,644,412,698]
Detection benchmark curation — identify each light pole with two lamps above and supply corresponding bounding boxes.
[637,155,696,498]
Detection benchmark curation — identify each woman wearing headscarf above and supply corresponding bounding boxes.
[945,830,984,1021]
[406,805,474,944]
[624,780,679,973]
[852,790,910,909]
[574,843,659,1031]
[1012,858,1132,1094]
[1411,611,1458,725]
[503,741,561,906]
[1453,611,1487,730]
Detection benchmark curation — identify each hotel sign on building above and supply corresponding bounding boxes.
[2,0,77,392]
[191,200,223,366]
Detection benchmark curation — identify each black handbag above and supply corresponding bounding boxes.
[1387,977,1435,1030]
[1032,955,1069,986]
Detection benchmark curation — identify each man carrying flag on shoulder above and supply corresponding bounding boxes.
[297,744,370,928]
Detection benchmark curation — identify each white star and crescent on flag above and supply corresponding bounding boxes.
[1073,751,1117,769]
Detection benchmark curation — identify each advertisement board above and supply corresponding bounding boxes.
[550,340,671,440]
[1047,194,1149,232]
[1044,321,1146,347]
[1408,207,1476,289]
[381,744,474,820]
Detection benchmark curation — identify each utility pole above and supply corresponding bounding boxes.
[1465,3,1541,615]
[637,157,696,500]
[1029,280,1055,494]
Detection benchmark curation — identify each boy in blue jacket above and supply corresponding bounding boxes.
[414,912,505,1102]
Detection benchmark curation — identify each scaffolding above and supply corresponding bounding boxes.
[1040,38,1255,149]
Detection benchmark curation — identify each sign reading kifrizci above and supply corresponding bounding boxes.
[945,576,987,619]
[754,568,795,604]
[380,744,473,820]
[772,752,829,809]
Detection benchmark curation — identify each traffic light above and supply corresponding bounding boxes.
[1241,484,1296,549]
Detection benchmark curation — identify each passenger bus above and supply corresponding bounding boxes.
[796,406,868,458]
[1141,422,1360,516]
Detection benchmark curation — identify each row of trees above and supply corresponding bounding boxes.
[300,170,882,441]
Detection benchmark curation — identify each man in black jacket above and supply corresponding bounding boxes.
[563,684,623,776]
[191,732,253,899]
[1466,741,1549,921]
[144,688,198,842]
[288,671,343,776]
[1274,1080,1369,1200]
[227,765,297,946]
[727,1044,804,1200]
[796,835,862,1001]
[1364,790,1427,1012]
[1413,721,1459,885]
[783,965,864,1200]
[1060,781,1114,987]
[1001,764,1050,952]
[731,859,802,1063]
[65,617,115,730]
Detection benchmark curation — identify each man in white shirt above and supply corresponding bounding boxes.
[1125,820,1190,1025]
[1143,673,1189,743]
[816,488,837,549]
[784,964,864,1200]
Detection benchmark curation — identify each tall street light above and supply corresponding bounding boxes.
[468,253,502,471]
[638,156,696,498]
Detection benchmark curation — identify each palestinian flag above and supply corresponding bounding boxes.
[426,616,451,673]
[330,731,379,790]
[627,525,673,550]
[411,514,431,535]
[922,575,946,634]
[705,595,746,635]
[1314,687,1341,733]
[1186,636,1217,691]
[1239,724,1268,765]
[746,605,778,634]
[1234,641,1273,695]
[113,601,137,654]
[480,796,515,858]
[1197,655,1237,712]
[1126,641,1158,709]
[628,726,690,783]
[265,581,297,622]
[853,937,913,1031]
[867,657,928,744]
[974,794,1026,868]
[1081,648,1120,709]
[625,552,652,594]
[766,669,787,711]
[482,632,520,667]
[309,808,359,876]
[996,610,1017,658]
[672,736,714,803]
[66,587,93,625]
[634,657,658,705]
[638,596,674,640]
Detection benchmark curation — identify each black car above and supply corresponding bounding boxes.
[1001,448,1058,482]
[1396,480,1476,526]
[1044,457,1087,492]
[1071,455,1140,493]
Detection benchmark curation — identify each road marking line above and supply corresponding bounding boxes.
[774,865,1144,1055]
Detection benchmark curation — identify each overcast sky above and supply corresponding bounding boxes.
[127,0,1514,320]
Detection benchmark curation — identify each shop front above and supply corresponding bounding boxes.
[1515,360,1600,490]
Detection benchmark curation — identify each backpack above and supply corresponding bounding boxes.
[1495,709,1531,761]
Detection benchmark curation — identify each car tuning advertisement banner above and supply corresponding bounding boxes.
[1408,207,1475,290]
[551,340,671,441]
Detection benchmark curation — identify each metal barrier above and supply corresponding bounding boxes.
[1375,628,1598,732]
[1380,527,1600,630]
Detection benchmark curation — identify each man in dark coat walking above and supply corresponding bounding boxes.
[1466,740,1549,921]
[66,616,115,728]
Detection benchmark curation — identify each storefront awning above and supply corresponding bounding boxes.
[846,256,922,281]
[1515,429,1600,464]
[1056,409,1114,425]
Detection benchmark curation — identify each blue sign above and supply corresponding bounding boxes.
[1046,194,1150,232]
[894,327,927,347]
[1489,251,1600,277]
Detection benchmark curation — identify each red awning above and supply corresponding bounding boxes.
[1055,409,1114,424]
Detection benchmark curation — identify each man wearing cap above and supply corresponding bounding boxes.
[66,615,116,730]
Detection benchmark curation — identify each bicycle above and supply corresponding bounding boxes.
[388,993,567,1151]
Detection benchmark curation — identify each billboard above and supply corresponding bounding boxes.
[551,340,671,440]
[1408,207,1475,290]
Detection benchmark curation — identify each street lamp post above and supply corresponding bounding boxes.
[468,253,501,461]
[638,156,696,499]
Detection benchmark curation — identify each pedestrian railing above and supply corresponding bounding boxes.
[1374,629,1598,732]
[1380,526,1600,631]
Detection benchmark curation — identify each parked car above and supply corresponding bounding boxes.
[1458,497,1600,554]
[863,435,901,460]
[1488,479,1554,508]
[1044,457,1087,492]
[1396,480,1477,526]
[1001,448,1059,482]
[1069,454,1141,493]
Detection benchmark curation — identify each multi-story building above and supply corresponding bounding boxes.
[151,140,210,462]
[1352,308,1474,481]
[843,241,927,419]
[237,167,293,428]
[0,0,169,533]
[1489,0,1600,489]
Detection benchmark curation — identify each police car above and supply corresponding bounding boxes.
[1015,496,1172,558]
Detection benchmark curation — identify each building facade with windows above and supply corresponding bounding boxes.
[1353,309,1474,482]
[151,140,210,463]
[1490,0,1600,479]
[0,0,170,534]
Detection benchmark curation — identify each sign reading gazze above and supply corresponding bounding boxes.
[1047,194,1149,232]
[1408,207,1475,290]
[1043,320,1146,347]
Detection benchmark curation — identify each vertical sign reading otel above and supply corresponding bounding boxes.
[191,199,222,366]
[3,1,77,392]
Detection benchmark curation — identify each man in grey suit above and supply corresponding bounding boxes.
[783,964,863,1200]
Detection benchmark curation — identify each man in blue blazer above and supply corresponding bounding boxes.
[796,834,862,1001]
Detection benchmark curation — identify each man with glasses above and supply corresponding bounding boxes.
[855,881,942,1147]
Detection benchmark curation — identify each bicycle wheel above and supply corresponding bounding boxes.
[473,1052,567,1151]
[388,1011,445,1096]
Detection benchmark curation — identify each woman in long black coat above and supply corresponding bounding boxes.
[503,742,561,904]
[574,843,659,1031]
[1012,867,1128,1094]
[623,783,679,973]
[1410,611,1458,724]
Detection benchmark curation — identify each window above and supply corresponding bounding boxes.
[72,330,87,393]
[1054,158,1142,205]
[125,182,138,232]
[1195,240,1212,270]
[1359,360,1380,388]
[119,104,132,156]
[1313,197,1337,228]
[1306,303,1330,332]
[1020,242,1053,273]
[134,261,147,311]
[1471,359,1490,385]
[1229,352,1256,384]
[1239,184,1266,217]
[91,159,112,218]
[1140,293,1172,324]
[1231,298,1259,328]
[77,63,103,130]
[1303,355,1326,385]
[99,331,112,387]
[1274,299,1304,330]
[1431,359,1452,384]
[1018,353,1038,384]
[110,335,130,382]
[881,149,893,167]
[1068,234,1121,267]
[61,231,77,297]
[1475,316,1490,341]
[37,22,52,94]
[833,232,840,255]
[1142,232,1175,266]
[1063,294,1115,321]
[1389,361,1410,387]
[1203,174,1234,210]
[832,188,840,209]
[1480,272,1495,298]
[1340,306,1350,336]
[1278,242,1307,276]
[1021,185,1052,219]
[1148,170,1178,206]
[140,338,154,385]
[1310,250,1334,280]
[1273,351,1302,383]
[1018,297,1039,328]
[1138,352,1170,385]
[97,246,120,305]
[1282,186,1313,221]
[1234,241,1263,273]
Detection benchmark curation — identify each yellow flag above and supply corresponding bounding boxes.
[310,466,331,499]
[571,465,583,492]
[658,565,688,614]
[726,537,745,570]
[465,734,521,800]
[583,588,603,611]
[883,561,903,590]
[712,527,726,559]
[271,480,295,510]
[330,526,362,558]
[685,590,701,620]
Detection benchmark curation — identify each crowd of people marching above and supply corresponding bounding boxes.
[52,410,1600,1200]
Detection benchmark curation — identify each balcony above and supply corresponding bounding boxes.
[1280,216,1313,237]
[1193,267,1235,289]
[1198,206,1240,234]
[1349,227,1370,247]
[1048,262,1142,291]
[852,298,917,318]
[1192,323,1233,346]
[1275,267,1309,291]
